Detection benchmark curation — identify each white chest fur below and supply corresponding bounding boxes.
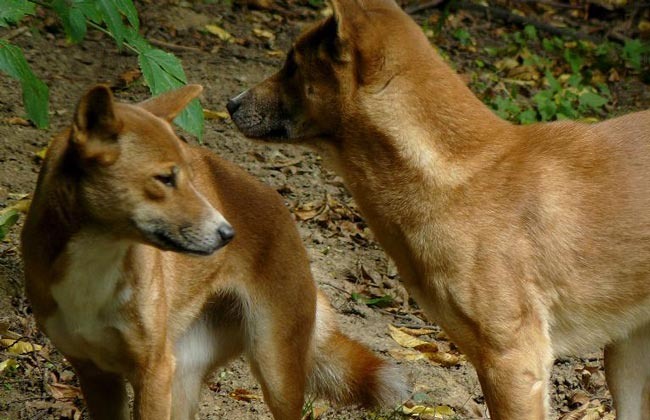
[45,232,132,371]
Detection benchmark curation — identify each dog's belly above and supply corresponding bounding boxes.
[550,295,650,355]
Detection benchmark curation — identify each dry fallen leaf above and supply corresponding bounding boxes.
[27,400,82,420]
[1,338,42,354]
[0,198,32,215]
[229,388,261,402]
[390,347,426,361]
[424,351,462,367]
[205,24,232,42]
[35,146,48,161]
[253,27,275,41]
[0,358,19,374]
[203,109,230,120]
[389,324,437,350]
[48,383,83,401]
[402,403,455,418]
[398,326,436,337]
[117,69,142,87]
[1,117,30,126]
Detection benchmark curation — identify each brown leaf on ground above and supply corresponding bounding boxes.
[398,326,436,336]
[114,69,142,88]
[26,400,82,420]
[1,117,30,126]
[229,388,261,402]
[47,383,83,401]
[205,24,233,42]
[0,338,42,354]
[203,109,230,120]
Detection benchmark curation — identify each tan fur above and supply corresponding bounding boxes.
[21,85,405,420]
[227,1,650,418]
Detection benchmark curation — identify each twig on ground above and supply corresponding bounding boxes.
[405,0,445,14]
[407,0,630,44]
[392,322,440,330]
[148,38,202,53]
[5,26,29,41]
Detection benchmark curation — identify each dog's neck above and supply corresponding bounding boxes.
[22,132,124,268]
[330,51,517,191]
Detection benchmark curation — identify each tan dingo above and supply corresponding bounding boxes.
[227,0,650,418]
[21,84,405,420]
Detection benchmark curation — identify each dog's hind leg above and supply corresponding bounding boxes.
[605,322,650,420]
[69,358,129,420]
[172,300,245,420]
[244,301,314,420]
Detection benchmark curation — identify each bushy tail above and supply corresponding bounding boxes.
[308,291,408,407]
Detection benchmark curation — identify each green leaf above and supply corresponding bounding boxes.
[533,92,556,121]
[0,0,35,27]
[545,71,561,93]
[96,0,127,47]
[518,108,538,124]
[0,209,20,241]
[123,27,150,53]
[524,25,537,41]
[139,48,204,141]
[51,0,88,43]
[564,48,584,73]
[623,39,645,71]
[76,0,101,23]
[0,40,49,128]
[139,48,187,91]
[114,0,139,30]
[579,91,608,110]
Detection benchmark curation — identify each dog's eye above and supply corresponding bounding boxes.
[154,173,176,188]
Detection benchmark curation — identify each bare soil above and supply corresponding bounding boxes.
[0,1,648,419]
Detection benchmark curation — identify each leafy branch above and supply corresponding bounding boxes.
[0,0,204,140]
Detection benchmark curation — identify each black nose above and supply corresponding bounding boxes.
[218,224,235,244]
[226,96,242,116]
[227,90,249,116]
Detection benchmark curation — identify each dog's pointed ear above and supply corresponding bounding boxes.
[328,0,365,62]
[138,84,203,122]
[72,85,122,165]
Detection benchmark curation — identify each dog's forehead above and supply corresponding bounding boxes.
[114,103,185,157]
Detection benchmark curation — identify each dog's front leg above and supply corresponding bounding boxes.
[133,341,175,420]
[470,320,553,420]
[69,357,129,420]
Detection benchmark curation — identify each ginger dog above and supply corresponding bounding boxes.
[227,1,650,418]
[21,84,405,420]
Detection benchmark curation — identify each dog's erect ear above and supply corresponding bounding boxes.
[73,85,119,140]
[138,84,203,122]
[329,0,363,38]
[329,0,399,36]
[72,85,122,165]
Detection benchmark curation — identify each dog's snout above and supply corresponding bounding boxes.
[217,224,235,244]
[227,90,248,116]
[226,97,241,115]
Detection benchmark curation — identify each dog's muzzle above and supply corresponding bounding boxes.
[145,221,235,256]
[227,90,290,140]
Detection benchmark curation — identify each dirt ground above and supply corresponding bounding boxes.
[0,1,648,419]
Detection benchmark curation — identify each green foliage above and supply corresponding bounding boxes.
[0,209,20,241]
[0,0,204,140]
[474,30,643,124]
[0,39,49,128]
[350,292,394,308]
[622,39,650,72]
[0,0,35,27]
[452,28,472,46]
